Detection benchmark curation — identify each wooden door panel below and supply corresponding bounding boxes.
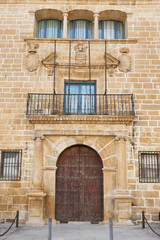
[55,145,103,223]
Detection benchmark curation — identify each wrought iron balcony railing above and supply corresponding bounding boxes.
[26,93,135,116]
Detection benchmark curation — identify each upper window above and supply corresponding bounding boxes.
[64,82,96,114]
[99,20,124,39]
[68,20,93,39]
[0,150,22,181]
[139,151,160,183]
[37,19,63,38]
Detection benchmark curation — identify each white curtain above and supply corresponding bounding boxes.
[99,20,124,39]
[37,20,62,38]
[65,83,95,114]
[3,152,19,178]
[37,20,45,38]
[68,20,93,39]
[75,20,86,39]
[117,21,124,39]
[104,20,115,39]
[88,21,93,39]
[46,20,59,38]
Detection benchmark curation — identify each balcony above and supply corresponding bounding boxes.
[26,93,135,124]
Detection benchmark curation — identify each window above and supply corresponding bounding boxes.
[99,20,124,39]
[64,82,96,114]
[68,20,93,39]
[0,150,22,181]
[37,19,63,38]
[139,151,160,183]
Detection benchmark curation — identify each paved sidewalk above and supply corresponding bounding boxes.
[1,223,160,240]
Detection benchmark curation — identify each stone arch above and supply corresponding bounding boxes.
[68,9,94,22]
[35,9,63,21]
[99,10,127,24]
[44,136,116,169]
[53,136,115,168]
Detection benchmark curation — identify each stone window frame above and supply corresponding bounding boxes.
[0,149,22,181]
[35,9,63,38]
[98,10,127,39]
[138,151,160,183]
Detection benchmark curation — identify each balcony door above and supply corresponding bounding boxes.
[64,82,96,115]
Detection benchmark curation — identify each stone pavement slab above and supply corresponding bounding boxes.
[1,223,160,240]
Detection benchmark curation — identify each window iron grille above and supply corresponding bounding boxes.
[0,150,22,181]
[139,151,160,183]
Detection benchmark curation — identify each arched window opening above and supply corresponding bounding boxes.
[68,19,93,39]
[99,20,124,39]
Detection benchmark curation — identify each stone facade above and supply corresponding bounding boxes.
[0,0,160,225]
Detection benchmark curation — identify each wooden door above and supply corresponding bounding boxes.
[55,145,103,223]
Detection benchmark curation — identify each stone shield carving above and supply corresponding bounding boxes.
[74,43,87,65]
[26,53,39,72]
[118,48,131,73]
[25,41,39,72]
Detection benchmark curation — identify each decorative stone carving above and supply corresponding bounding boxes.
[104,53,120,77]
[74,43,87,65]
[118,48,131,73]
[32,131,45,141]
[42,52,56,76]
[115,135,127,141]
[27,42,39,53]
[26,42,39,72]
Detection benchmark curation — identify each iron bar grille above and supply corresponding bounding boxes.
[26,93,135,116]
[139,151,160,183]
[0,150,22,181]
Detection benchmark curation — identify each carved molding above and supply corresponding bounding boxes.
[27,115,135,125]
[24,38,138,44]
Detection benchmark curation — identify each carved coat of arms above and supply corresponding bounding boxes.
[26,42,39,72]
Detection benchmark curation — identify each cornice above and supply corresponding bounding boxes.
[24,38,138,44]
[26,115,135,125]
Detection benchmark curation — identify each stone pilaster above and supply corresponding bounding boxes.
[115,135,127,191]
[102,167,116,224]
[26,133,46,226]
[114,136,133,224]
[93,13,99,39]
[63,12,68,38]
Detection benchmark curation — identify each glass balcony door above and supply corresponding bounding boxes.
[64,82,96,115]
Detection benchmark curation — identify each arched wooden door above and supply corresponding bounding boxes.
[55,145,103,223]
